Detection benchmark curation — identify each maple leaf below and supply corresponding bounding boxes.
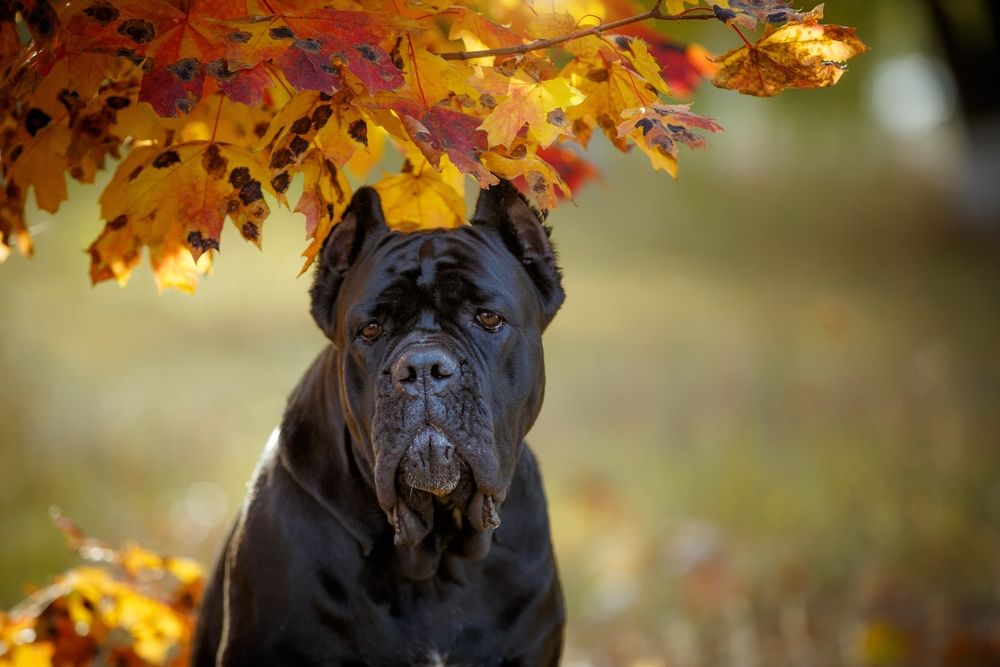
[91,140,273,291]
[397,44,478,111]
[712,20,868,96]
[525,12,577,42]
[217,9,410,96]
[261,90,368,195]
[296,152,353,273]
[62,0,245,117]
[606,34,671,95]
[617,23,718,97]
[616,104,722,177]
[396,105,495,187]
[476,68,585,148]
[564,57,659,150]
[481,145,571,210]
[448,6,525,53]
[1,61,74,219]
[372,155,466,231]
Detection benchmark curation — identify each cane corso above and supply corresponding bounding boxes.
[192,180,566,666]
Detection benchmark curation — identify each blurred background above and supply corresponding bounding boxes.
[2,0,998,665]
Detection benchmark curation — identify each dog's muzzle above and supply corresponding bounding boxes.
[392,345,465,496]
[371,341,502,547]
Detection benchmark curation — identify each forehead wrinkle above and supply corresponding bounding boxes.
[352,226,530,315]
[416,238,437,290]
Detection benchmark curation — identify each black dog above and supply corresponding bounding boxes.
[192,180,566,666]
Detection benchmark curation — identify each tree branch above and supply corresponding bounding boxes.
[440,4,716,61]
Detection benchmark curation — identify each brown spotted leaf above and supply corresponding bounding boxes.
[91,140,273,291]
[261,90,368,183]
[61,0,247,116]
[475,68,585,149]
[616,104,722,177]
[712,20,868,96]
[480,145,570,210]
[296,152,353,273]
[217,9,411,95]
[562,58,659,150]
[398,106,496,188]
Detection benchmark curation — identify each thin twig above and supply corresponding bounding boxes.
[440,2,715,61]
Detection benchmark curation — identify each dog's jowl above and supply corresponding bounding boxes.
[193,180,566,666]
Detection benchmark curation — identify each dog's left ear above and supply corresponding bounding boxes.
[471,180,565,328]
[311,187,389,339]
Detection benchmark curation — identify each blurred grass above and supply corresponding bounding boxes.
[2,1,1000,665]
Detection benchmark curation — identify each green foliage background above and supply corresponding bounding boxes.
[2,2,998,664]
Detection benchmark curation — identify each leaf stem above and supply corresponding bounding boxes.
[440,2,715,61]
[407,35,428,107]
[731,25,754,49]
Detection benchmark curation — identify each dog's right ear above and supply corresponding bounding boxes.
[310,187,389,339]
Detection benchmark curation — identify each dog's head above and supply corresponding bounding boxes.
[310,180,563,561]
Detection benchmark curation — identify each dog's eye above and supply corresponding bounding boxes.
[475,310,504,332]
[359,321,382,342]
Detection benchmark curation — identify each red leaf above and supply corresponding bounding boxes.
[218,10,409,95]
[400,106,495,188]
[62,0,241,116]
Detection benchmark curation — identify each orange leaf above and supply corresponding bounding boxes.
[712,21,868,97]
[62,0,245,116]
[296,152,353,274]
[90,140,272,291]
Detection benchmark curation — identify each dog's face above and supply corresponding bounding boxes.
[310,182,564,555]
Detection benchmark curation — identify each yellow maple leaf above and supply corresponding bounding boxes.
[476,71,585,148]
[345,123,387,182]
[448,6,524,54]
[399,47,478,109]
[611,35,671,95]
[564,58,659,150]
[373,155,465,231]
[712,21,868,97]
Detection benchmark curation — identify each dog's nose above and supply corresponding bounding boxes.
[393,345,458,392]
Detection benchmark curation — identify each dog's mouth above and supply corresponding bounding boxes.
[384,424,502,548]
[398,425,463,497]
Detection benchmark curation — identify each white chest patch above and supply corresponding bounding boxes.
[424,650,448,667]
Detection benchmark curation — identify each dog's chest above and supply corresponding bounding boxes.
[423,650,449,667]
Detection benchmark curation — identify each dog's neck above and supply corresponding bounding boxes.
[276,346,493,580]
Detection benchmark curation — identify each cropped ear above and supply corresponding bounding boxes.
[310,187,389,339]
[471,179,565,328]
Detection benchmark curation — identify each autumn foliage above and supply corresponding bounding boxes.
[0,516,202,667]
[0,0,866,292]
